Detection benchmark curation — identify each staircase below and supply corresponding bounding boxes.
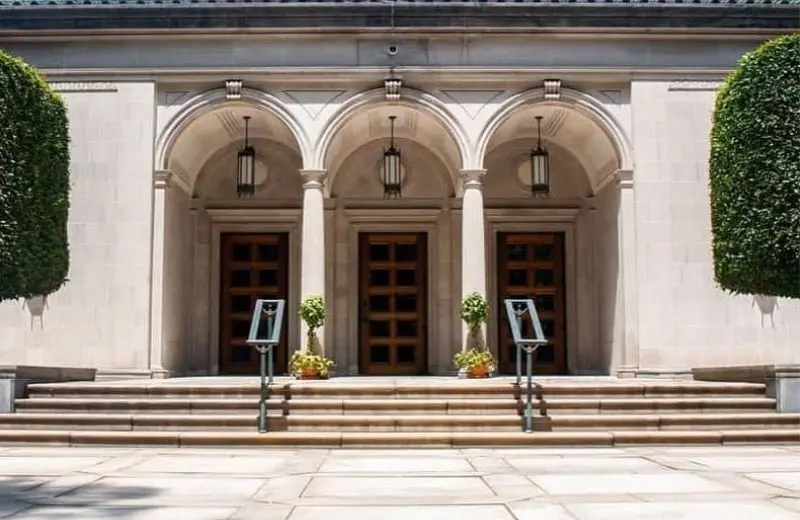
[1,376,798,447]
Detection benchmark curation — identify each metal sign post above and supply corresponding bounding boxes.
[245,299,286,434]
[503,298,548,433]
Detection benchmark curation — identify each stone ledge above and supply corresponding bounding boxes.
[692,364,800,413]
[0,365,97,414]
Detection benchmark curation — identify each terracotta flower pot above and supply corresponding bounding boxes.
[469,366,489,379]
[300,368,321,380]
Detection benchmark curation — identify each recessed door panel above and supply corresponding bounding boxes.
[220,233,289,375]
[359,233,428,375]
[497,232,567,375]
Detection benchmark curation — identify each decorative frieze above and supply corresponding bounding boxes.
[48,82,117,93]
[225,79,243,100]
[543,79,561,101]
[668,80,723,92]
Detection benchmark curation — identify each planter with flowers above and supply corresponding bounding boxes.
[453,292,496,378]
[290,295,334,380]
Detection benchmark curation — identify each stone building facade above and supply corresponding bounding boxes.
[0,2,798,378]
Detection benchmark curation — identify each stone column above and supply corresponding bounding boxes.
[148,170,171,379]
[460,169,487,351]
[299,169,327,354]
[615,170,640,377]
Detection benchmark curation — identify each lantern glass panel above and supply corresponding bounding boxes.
[383,150,402,191]
[530,150,550,194]
[238,147,256,196]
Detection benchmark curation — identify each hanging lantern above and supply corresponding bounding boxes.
[237,115,256,198]
[382,115,402,198]
[530,115,550,197]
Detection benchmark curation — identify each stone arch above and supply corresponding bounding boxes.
[475,87,634,179]
[311,86,471,173]
[155,87,312,188]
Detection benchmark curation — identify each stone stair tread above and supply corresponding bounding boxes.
[16,396,777,404]
[0,428,798,447]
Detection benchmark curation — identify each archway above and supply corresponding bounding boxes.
[318,96,466,376]
[478,88,633,376]
[325,103,461,199]
[154,90,308,378]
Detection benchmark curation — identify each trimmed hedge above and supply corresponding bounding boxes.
[709,34,800,298]
[0,51,70,301]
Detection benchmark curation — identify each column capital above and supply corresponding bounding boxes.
[460,169,486,192]
[154,169,191,193]
[615,169,634,189]
[154,170,172,190]
[300,169,327,190]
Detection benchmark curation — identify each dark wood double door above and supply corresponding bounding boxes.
[220,233,289,375]
[359,233,428,375]
[496,232,567,375]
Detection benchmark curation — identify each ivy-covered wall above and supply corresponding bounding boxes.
[0,51,70,301]
[709,34,800,299]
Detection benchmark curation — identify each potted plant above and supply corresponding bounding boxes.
[453,292,496,378]
[290,295,335,379]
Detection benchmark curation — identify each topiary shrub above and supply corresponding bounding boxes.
[709,34,800,298]
[0,51,70,301]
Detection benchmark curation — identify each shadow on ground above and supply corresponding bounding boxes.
[0,476,163,518]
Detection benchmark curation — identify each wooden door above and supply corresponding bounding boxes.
[220,233,289,375]
[359,233,428,375]
[496,232,566,375]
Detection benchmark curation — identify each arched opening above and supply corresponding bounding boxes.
[323,103,462,199]
[318,100,465,375]
[483,103,620,200]
[157,100,305,377]
[481,96,630,376]
[166,104,304,201]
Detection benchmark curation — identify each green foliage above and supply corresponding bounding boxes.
[0,50,70,301]
[460,292,489,329]
[296,295,333,376]
[460,292,489,350]
[709,34,800,298]
[298,295,326,351]
[453,348,497,373]
[290,350,334,378]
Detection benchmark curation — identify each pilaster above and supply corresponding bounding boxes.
[614,169,640,377]
[149,170,172,379]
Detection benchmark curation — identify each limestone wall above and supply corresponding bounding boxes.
[631,80,800,371]
[0,82,156,373]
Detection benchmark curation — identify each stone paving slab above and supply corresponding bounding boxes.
[1,445,800,519]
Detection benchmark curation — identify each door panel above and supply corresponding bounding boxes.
[220,233,289,375]
[359,233,428,375]
[497,232,566,375]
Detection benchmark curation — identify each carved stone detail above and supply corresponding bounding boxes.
[544,79,561,101]
[668,80,722,92]
[48,82,117,93]
[384,77,402,102]
[154,170,173,190]
[225,79,243,100]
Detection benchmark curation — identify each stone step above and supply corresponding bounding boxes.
[25,381,767,399]
[13,396,777,415]
[0,412,797,433]
[0,428,798,448]
[15,398,519,415]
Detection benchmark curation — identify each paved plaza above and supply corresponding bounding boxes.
[3,445,800,519]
